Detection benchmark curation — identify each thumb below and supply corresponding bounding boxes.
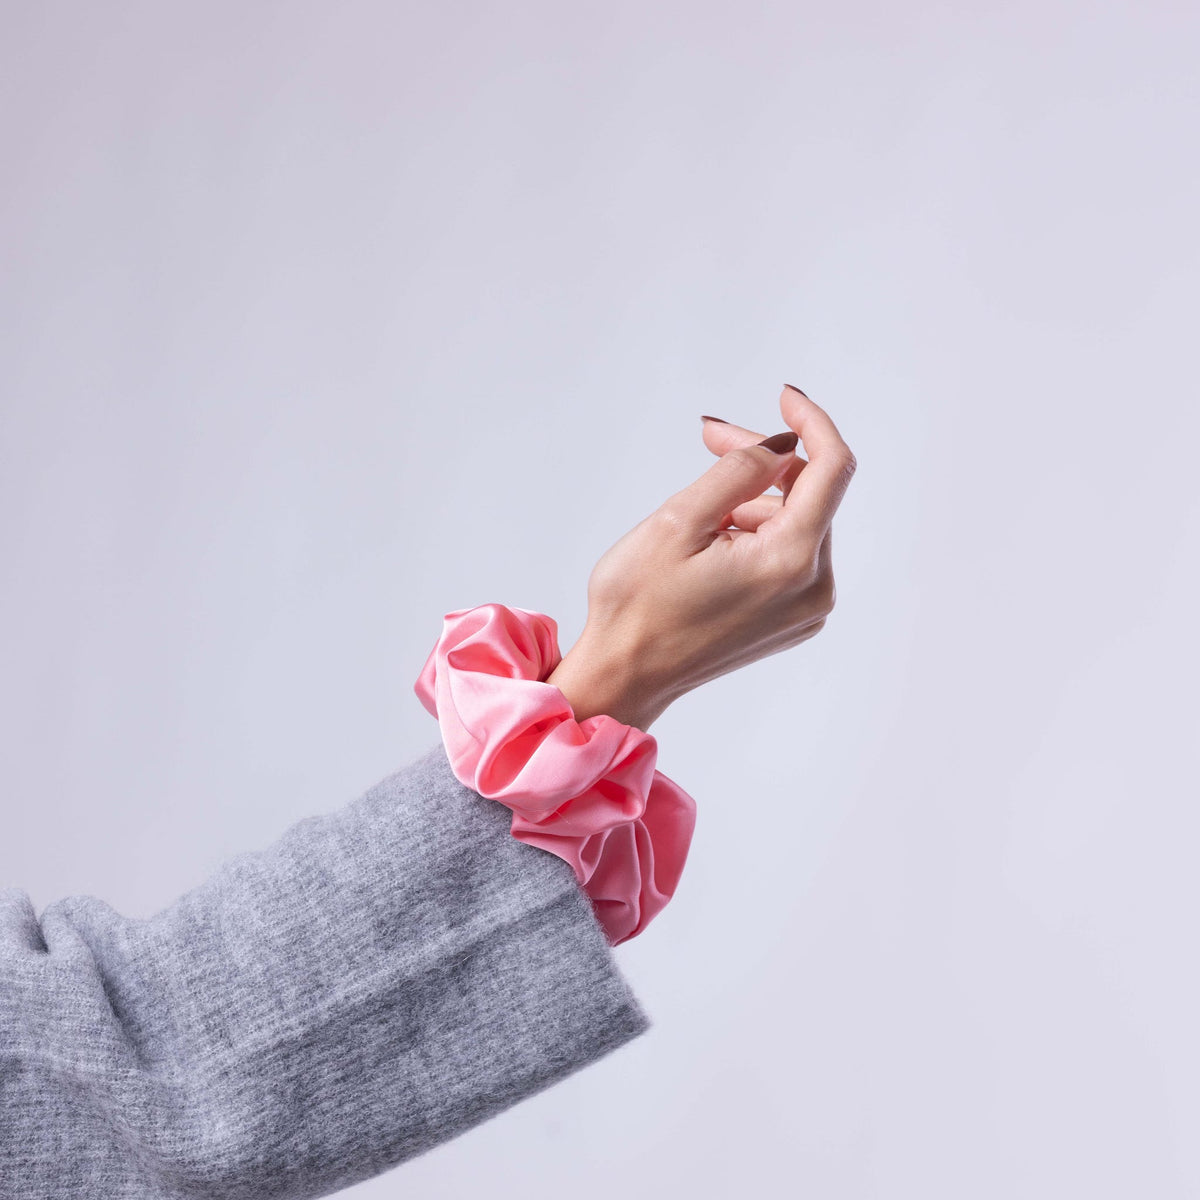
[661,430,799,542]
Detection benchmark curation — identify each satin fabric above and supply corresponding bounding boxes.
[413,603,697,945]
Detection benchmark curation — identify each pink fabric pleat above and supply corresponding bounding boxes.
[413,603,697,945]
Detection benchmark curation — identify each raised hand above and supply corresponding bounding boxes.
[545,385,857,731]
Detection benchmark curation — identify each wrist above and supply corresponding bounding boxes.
[544,633,675,733]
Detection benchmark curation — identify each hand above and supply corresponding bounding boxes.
[545,384,857,731]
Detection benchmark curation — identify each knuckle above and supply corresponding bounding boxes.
[759,542,820,588]
[759,543,836,618]
[653,500,691,536]
[716,446,765,481]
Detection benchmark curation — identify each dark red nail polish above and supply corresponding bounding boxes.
[700,414,729,424]
[757,431,799,454]
[783,384,808,398]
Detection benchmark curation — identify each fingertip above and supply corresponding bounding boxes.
[755,430,799,454]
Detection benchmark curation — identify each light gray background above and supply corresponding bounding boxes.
[2,3,1197,1197]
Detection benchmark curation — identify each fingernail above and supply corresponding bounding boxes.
[783,384,808,398]
[757,430,799,454]
[700,414,728,424]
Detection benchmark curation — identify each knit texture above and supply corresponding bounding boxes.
[0,741,650,1198]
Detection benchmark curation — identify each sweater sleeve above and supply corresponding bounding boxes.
[0,740,651,1200]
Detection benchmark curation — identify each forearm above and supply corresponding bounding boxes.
[0,742,649,1198]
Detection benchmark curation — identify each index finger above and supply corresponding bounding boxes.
[700,415,808,497]
[773,385,857,533]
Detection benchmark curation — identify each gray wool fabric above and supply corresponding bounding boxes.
[0,740,651,1198]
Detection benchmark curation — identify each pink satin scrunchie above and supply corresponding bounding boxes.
[413,602,697,945]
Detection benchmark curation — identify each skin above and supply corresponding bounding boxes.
[544,384,857,731]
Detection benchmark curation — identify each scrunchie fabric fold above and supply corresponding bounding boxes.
[413,603,697,945]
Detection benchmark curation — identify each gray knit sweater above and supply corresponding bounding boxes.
[0,740,651,1198]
